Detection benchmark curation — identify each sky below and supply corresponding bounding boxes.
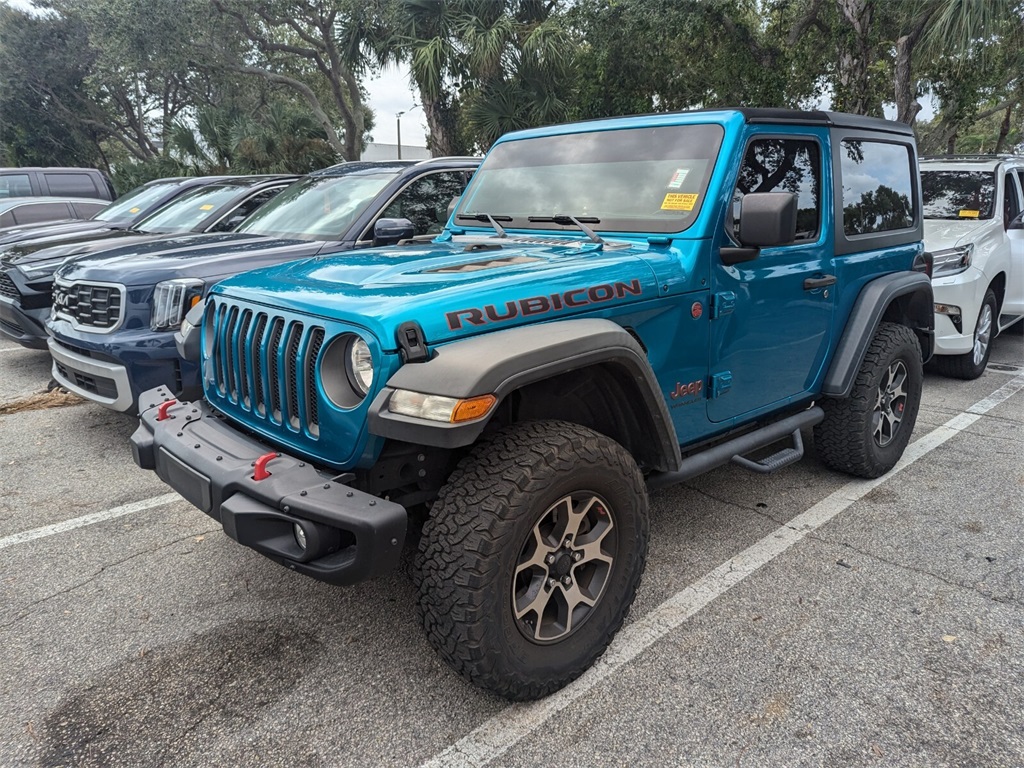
[364,63,430,149]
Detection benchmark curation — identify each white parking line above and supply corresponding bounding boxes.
[0,492,180,550]
[422,372,1024,768]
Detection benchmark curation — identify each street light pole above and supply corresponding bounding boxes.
[396,104,420,160]
[396,110,406,160]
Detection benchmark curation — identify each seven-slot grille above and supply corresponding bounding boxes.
[209,300,325,438]
[0,270,18,299]
[52,281,124,330]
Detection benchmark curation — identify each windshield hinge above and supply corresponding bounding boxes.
[396,321,429,363]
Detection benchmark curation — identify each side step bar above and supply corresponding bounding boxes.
[647,406,824,492]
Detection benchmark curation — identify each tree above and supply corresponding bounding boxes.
[211,0,377,160]
[0,6,105,166]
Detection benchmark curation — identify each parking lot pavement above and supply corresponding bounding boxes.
[1,332,1022,767]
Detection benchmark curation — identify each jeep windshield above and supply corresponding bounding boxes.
[456,123,724,235]
[921,170,996,220]
[235,173,396,241]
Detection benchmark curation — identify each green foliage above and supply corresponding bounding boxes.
[0,6,105,166]
[2,0,1022,170]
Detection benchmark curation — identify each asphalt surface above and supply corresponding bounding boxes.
[1,330,1022,768]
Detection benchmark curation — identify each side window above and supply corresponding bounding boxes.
[733,138,821,243]
[12,202,72,224]
[840,140,915,235]
[209,187,284,232]
[44,172,98,197]
[0,211,15,227]
[1004,172,1022,228]
[71,201,107,218]
[0,173,32,198]
[378,171,470,237]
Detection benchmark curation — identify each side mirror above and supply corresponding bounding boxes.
[720,192,798,266]
[374,217,416,246]
[174,299,206,365]
[737,192,797,247]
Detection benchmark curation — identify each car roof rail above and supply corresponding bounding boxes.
[921,153,1020,161]
[414,156,482,165]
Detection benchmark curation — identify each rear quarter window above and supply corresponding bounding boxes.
[840,140,915,235]
[44,172,100,198]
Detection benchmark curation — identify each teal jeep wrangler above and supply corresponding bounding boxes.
[132,108,934,700]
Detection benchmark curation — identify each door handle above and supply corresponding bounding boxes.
[803,274,837,290]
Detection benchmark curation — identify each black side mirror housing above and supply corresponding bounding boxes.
[174,299,206,364]
[374,217,416,246]
[738,192,798,247]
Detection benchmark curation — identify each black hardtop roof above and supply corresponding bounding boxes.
[733,108,915,136]
[537,107,916,138]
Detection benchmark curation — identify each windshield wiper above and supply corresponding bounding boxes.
[527,214,603,244]
[456,212,512,238]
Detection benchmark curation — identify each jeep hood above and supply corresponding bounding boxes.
[212,237,663,347]
[56,232,324,286]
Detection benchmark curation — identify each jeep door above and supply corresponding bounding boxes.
[708,130,835,423]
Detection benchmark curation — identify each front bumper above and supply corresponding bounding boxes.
[932,266,989,356]
[0,296,48,349]
[49,337,134,411]
[47,322,201,413]
[131,386,407,585]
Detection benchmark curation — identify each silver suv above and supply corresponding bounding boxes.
[921,155,1024,378]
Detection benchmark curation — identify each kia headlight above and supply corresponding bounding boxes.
[930,243,974,277]
[151,278,204,331]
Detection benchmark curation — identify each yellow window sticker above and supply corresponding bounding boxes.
[667,168,690,189]
[199,204,215,211]
[128,207,140,213]
[958,209,980,218]
[661,193,698,211]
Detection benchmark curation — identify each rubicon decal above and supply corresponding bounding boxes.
[445,279,643,331]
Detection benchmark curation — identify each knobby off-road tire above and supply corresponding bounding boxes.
[814,322,923,479]
[932,289,998,380]
[414,420,649,700]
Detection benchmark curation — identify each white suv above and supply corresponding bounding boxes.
[921,155,1024,379]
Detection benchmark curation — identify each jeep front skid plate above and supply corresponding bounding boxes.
[131,386,406,585]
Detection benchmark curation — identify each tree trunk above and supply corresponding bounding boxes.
[835,0,874,115]
[994,104,1013,153]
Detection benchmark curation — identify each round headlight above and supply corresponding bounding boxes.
[347,337,374,395]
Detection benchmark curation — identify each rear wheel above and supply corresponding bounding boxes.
[933,289,998,380]
[815,322,923,478]
[414,420,649,700]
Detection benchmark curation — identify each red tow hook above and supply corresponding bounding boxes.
[156,400,177,421]
[253,452,279,481]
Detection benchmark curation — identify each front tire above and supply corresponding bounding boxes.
[814,322,923,478]
[932,289,998,380]
[415,420,649,700]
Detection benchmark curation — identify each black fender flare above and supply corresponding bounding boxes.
[822,271,934,398]
[368,318,682,471]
